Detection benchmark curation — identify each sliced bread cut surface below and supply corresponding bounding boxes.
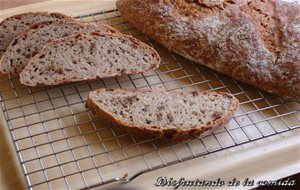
[20,33,160,86]
[86,89,239,141]
[0,21,118,74]
[0,12,73,57]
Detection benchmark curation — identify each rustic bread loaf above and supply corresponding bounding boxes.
[0,12,73,57]
[86,88,239,141]
[19,33,160,86]
[117,0,300,101]
[0,20,118,75]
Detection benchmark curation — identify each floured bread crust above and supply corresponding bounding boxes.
[117,0,300,101]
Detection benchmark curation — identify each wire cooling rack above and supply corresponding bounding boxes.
[0,8,300,190]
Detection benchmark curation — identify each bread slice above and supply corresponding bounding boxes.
[0,12,74,57]
[0,20,118,75]
[19,33,160,86]
[86,88,239,141]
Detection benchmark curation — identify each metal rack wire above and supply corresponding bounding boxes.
[0,8,300,190]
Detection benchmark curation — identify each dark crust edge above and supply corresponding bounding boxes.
[19,33,161,86]
[86,88,239,141]
[0,12,73,25]
[0,21,120,75]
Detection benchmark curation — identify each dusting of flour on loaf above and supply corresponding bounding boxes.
[184,10,274,85]
[273,14,300,95]
[117,0,300,101]
[154,3,276,85]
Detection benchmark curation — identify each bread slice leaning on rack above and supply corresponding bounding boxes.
[0,12,74,57]
[19,33,160,86]
[86,88,239,141]
[0,20,118,75]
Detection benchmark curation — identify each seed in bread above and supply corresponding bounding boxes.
[19,33,160,86]
[0,20,118,74]
[86,88,239,141]
[0,12,73,57]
